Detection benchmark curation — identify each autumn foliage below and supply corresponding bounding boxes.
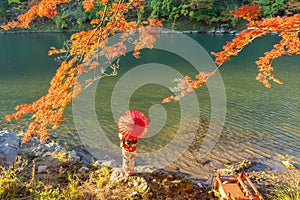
[163,4,300,102]
[2,2,300,142]
[1,0,69,30]
[2,0,162,143]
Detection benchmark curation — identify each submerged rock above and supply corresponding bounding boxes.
[281,160,298,170]
[0,131,20,168]
[216,159,253,175]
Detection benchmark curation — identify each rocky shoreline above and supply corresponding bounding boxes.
[0,23,241,35]
[0,131,299,199]
[0,28,238,35]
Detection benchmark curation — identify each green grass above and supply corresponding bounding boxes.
[268,171,300,200]
[0,153,203,199]
[0,166,23,199]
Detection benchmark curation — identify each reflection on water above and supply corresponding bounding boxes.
[0,33,299,178]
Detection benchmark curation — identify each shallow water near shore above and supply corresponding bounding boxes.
[0,33,299,179]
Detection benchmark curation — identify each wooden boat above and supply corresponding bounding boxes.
[210,172,264,200]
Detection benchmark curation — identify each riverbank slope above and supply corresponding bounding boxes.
[1,131,299,199]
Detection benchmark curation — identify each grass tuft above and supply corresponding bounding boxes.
[268,170,300,200]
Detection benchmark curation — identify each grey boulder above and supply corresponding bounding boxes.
[0,131,20,168]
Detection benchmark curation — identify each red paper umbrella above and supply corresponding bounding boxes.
[118,110,149,141]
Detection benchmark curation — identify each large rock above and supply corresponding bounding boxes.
[0,131,20,168]
[17,137,82,174]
